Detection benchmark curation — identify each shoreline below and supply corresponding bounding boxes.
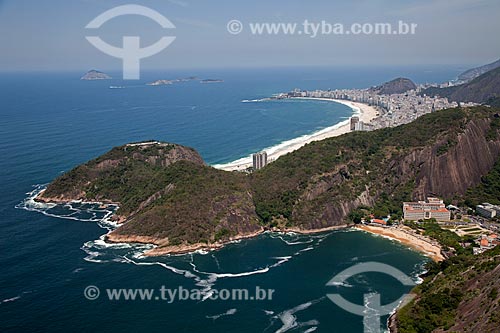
[213,97,379,171]
[355,224,444,262]
[107,224,350,257]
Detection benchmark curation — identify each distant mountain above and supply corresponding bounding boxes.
[458,58,500,83]
[421,67,500,104]
[370,78,417,95]
[80,70,112,80]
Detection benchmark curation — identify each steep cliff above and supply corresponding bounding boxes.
[395,246,500,333]
[39,106,500,250]
[251,106,500,229]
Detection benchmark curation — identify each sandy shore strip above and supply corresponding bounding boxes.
[356,224,444,262]
[281,224,349,234]
[213,98,379,172]
[107,225,350,257]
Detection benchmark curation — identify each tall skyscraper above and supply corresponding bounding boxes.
[252,151,268,170]
[350,116,359,131]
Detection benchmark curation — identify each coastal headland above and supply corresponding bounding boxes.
[35,106,500,258]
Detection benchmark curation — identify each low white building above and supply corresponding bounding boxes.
[476,203,500,219]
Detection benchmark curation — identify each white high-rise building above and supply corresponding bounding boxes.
[252,151,268,170]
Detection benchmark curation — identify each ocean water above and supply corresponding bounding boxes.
[0,66,461,332]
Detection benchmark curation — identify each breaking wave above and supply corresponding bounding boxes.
[16,184,334,300]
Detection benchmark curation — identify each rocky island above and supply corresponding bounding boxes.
[146,77,222,86]
[37,107,500,256]
[80,70,112,80]
[200,79,224,84]
[146,79,174,86]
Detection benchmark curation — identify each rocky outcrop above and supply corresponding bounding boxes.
[413,118,500,198]
[371,78,417,95]
[38,141,204,203]
[252,107,500,229]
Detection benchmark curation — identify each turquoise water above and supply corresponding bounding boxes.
[0,67,460,332]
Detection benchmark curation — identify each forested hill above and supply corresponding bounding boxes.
[39,107,500,250]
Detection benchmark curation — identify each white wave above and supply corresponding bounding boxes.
[303,327,318,333]
[296,246,314,254]
[211,253,222,271]
[264,310,275,316]
[328,281,354,288]
[213,97,357,170]
[241,98,270,103]
[16,185,118,225]
[19,184,318,299]
[0,296,21,304]
[214,119,350,170]
[274,298,324,333]
[206,308,237,320]
[270,233,314,246]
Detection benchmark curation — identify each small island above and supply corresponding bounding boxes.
[146,79,173,86]
[146,77,222,86]
[80,70,112,80]
[200,79,224,84]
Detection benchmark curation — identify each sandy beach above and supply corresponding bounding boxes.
[356,224,444,262]
[213,98,379,171]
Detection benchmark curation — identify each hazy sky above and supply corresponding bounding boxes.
[0,0,499,71]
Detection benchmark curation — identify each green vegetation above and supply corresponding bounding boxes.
[464,156,500,206]
[397,246,500,333]
[40,106,500,246]
[42,143,260,244]
[405,220,463,251]
[251,106,480,228]
[486,116,500,141]
[397,182,500,333]
[436,138,457,156]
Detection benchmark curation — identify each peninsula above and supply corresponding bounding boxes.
[37,106,500,258]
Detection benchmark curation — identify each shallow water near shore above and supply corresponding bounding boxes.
[0,66,460,332]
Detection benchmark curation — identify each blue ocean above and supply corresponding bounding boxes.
[0,66,463,332]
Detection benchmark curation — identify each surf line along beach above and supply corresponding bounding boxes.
[213,97,379,171]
